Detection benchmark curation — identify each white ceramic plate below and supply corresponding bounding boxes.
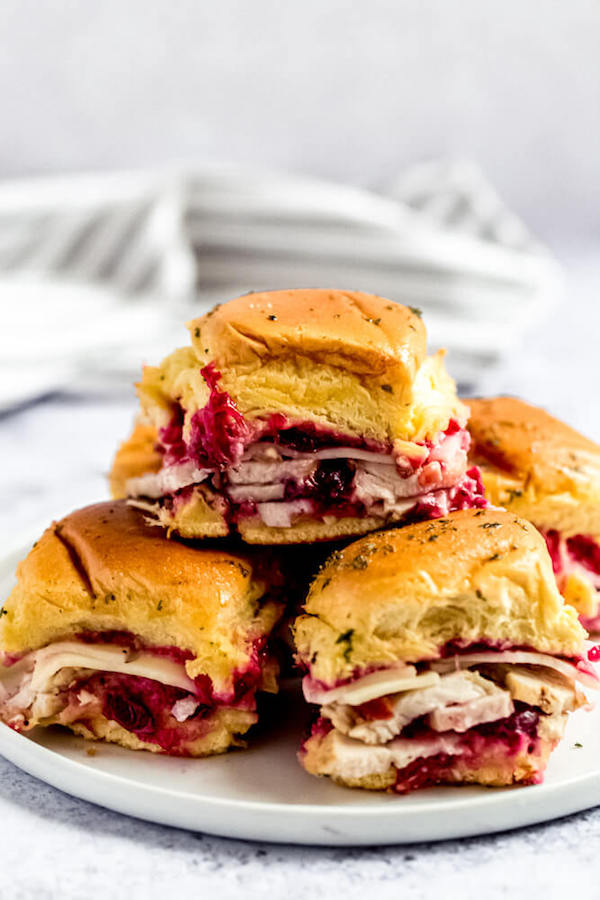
[1,538,600,846]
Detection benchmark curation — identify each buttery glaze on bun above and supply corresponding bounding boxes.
[140,290,463,445]
[4,501,282,687]
[294,508,585,687]
[467,396,600,536]
[467,396,600,624]
[0,502,284,756]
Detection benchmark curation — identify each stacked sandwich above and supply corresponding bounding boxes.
[115,289,486,541]
[1,289,597,794]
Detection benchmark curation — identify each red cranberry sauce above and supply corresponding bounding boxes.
[568,534,600,574]
[159,398,390,472]
[158,364,394,472]
[74,672,254,755]
[186,364,251,468]
[303,707,546,791]
[393,707,543,793]
[394,753,459,793]
[75,630,270,705]
[159,405,187,466]
[410,466,487,520]
[51,634,276,753]
[277,462,486,522]
[544,530,600,578]
[151,364,489,523]
[544,530,563,575]
[283,458,356,505]
[158,363,465,470]
[0,652,25,668]
[587,644,600,662]
[439,638,531,657]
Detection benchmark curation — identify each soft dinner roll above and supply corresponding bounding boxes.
[0,501,284,756]
[143,290,450,444]
[295,509,596,793]
[467,396,600,628]
[295,509,585,684]
[114,289,486,543]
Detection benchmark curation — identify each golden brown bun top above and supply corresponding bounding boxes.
[2,502,283,690]
[189,289,426,379]
[294,508,585,684]
[467,396,600,490]
[138,290,464,445]
[467,396,600,536]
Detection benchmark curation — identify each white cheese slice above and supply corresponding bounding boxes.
[21,641,196,694]
[430,650,600,689]
[303,668,439,706]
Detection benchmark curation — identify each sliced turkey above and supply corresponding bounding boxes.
[228,459,315,485]
[502,666,584,715]
[0,641,197,728]
[126,462,210,498]
[309,728,464,781]
[227,483,286,503]
[255,499,314,528]
[323,671,513,744]
[427,686,513,733]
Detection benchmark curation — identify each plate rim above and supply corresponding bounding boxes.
[2,534,600,845]
[2,721,600,845]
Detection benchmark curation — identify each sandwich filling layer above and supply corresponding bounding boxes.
[544,530,600,630]
[128,366,486,529]
[0,632,278,754]
[301,648,597,791]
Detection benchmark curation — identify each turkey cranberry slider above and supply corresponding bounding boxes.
[116,288,486,544]
[294,509,597,793]
[468,396,600,632]
[0,501,283,756]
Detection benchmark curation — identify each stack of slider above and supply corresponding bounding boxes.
[1,289,598,795]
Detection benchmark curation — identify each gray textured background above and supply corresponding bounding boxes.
[1,0,599,241]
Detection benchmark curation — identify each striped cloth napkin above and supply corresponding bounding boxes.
[0,161,561,412]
